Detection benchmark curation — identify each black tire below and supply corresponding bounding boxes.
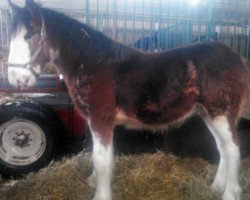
[0,101,59,178]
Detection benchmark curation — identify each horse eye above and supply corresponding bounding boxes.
[24,32,34,40]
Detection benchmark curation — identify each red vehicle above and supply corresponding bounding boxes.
[1,74,250,178]
[0,74,86,177]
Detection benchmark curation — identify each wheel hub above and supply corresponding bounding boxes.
[0,119,46,166]
[13,130,31,148]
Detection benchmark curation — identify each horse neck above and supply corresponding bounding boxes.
[47,22,137,79]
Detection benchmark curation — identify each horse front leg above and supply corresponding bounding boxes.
[87,122,114,200]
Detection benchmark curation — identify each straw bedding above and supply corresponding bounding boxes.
[0,151,250,200]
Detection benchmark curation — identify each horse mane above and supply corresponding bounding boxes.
[40,7,139,74]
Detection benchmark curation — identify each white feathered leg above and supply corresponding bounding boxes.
[88,129,113,200]
[204,115,241,200]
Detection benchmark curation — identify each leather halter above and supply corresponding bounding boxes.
[8,26,47,78]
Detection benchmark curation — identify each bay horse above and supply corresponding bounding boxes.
[7,1,248,200]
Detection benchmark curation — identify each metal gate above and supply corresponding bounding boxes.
[0,0,250,60]
[82,0,250,60]
[0,7,11,48]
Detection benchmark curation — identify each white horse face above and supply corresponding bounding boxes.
[8,25,41,89]
[7,0,50,89]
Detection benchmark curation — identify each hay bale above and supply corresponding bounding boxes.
[0,152,250,200]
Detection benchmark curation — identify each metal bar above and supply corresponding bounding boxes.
[240,0,246,56]
[132,0,136,44]
[157,0,162,51]
[206,0,213,41]
[6,9,9,46]
[85,0,90,24]
[183,0,188,44]
[140,0,145,50]
[106,0,109,37]
[246,21,250,60]
[0,9,4,47]
[226,0,231,49]
[165,0,170,49]
[122,0,127,44]
[96,0,99,29]
[149,0,154,51]
[112,0,117,40]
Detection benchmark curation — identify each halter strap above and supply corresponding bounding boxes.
[8,22,47,78]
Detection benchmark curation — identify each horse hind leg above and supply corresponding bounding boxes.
[204,117,227,193]
[87,124,114,200]
[203,115,241,200]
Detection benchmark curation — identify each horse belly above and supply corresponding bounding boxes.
[115,96,197,129]
[115,109,144,129]
[141,98,196,124]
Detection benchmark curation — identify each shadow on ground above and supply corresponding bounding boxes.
[64,116,250,164]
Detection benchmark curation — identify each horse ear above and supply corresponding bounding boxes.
[7,0,21,12]
[25,0,42,23]
[25,0,38,7]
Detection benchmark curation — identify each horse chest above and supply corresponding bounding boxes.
[74,86,90,111]
[62,74,91,116]
[75,77,91,111]
[67,70,116,120]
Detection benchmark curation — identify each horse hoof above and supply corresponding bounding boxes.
[222,186,242,200]
[93,196,112,200]
[210,181,225,193]
[93,190,112,200]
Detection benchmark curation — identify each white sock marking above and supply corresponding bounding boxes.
[204,115,241,200]
[90,130,113,200]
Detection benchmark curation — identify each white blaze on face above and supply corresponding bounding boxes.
[8,25,41,89]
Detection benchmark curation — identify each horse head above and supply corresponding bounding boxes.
[8,0,49,89]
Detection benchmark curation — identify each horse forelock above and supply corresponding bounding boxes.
[10,8,31,38]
